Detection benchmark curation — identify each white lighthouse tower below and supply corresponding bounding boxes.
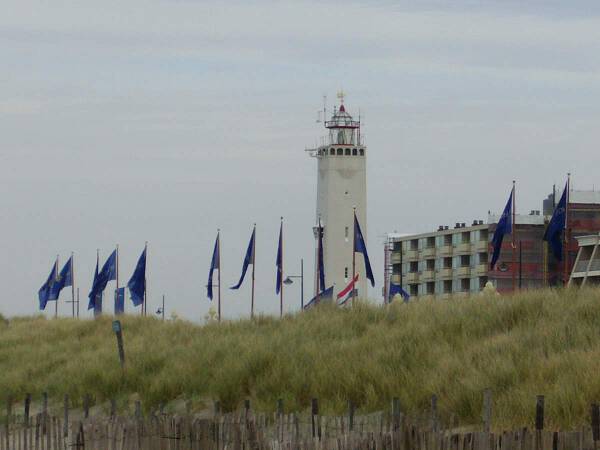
[309,92,368,300]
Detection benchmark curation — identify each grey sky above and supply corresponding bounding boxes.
[2,1,600,320]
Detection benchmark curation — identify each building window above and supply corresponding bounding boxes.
[460,255,471,267]
[426,236,435,248]
[480,229,489,241]
[410,239,419,250]
[337,148,343,155]
[393,241,402,251]
[461,278,470,292]
[345,226,349,240]
[426,282,435,295]
[330,148,335,155]
[410,284,418,296]
[352,148,357,155]
[345,148,351,155]
[443,257,452,269]
[444,234,452,245]
[426,259,435,270]
[443,280,452,293]
[392,263,402,274]
[409,261,419,273]
[462,232,470,243]
[359,149,364,156]
[479,252,488,264]
[344,267,348,279]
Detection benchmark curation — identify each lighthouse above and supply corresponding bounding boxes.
[309,92,368,300]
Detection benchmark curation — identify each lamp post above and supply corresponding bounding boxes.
[155,294,165,321]
[283,258,304,310]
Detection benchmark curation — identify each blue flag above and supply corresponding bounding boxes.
[304,285,334,310]
[88,249,117,308]
[128,247,146,307]
[207,232,220,300]
[114,287,125,315]
[544,182,568,261]
[38,260,58,310]
[276,222,283,294]
[389,283,410,302]
[231,228,255,290]
[354,213,375,287]
[49,256,73,300]
[317,220,325,292]
[88,254,101,310]
[490,189,513,270]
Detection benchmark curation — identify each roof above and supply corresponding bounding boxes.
[570,190,600,205]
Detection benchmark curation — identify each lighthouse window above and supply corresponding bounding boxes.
[337,148,343,155]
[359,149,364,156]
[345,149,351,156]
[330,148,335,155]
[344,267,348,279]
[352,148,357,155]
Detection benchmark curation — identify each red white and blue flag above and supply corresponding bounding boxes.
[337,274,359,305]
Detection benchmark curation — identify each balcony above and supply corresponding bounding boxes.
[455,243,471,253]
[404,250,419,260]
[421,270,435,281]
[405,272,419,283]
[475,264,488,276]
[390,252,402,263]
[475,241,488,252]
[457,266,471,277]
[438,268,453,278]
[422,247,436,257]
[438,245,453,256]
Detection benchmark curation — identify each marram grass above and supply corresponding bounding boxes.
[2,288,600,429]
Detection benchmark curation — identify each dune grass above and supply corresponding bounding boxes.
[2,288,600,428]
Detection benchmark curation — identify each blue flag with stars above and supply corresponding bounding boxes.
[354,213,375,287]
[38,260,58,310]
[490,189,513,270]
[207,232,220,300]
[231,228,255,290]
[127,247,146,307]
[544,181,568,261]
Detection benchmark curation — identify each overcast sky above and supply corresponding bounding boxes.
[2,0,600,320]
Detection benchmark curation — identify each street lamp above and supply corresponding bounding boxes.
[283,258,304,309]
[155,294,165,321]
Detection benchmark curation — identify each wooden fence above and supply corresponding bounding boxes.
[1,393,600,449]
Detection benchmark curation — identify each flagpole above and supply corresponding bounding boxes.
[71,252,75,318]
[352,207,357,307]
[144,241,148,316]
[55,255,59,318]
[96,249,100,317]
[251,224,256,319]
[564,174,571,285]
[280,217,284,318]
[217,230,221,323]
[512,181,517,292]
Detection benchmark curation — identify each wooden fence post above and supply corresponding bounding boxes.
[277,399,284,442]
[110,398,117,418]
[483,389,492,433]
[348,400,355,432]
[392,397,401,431]
[135,400,142,419]
[431,394,438,432]
[24,394,31,450]
[5,395,11,450]
[83,394,90,419]
[536,395,545,431]
[535,395,545,450]
[592,404,599,445]
[311,398,319,439]
[63,394,69,439]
